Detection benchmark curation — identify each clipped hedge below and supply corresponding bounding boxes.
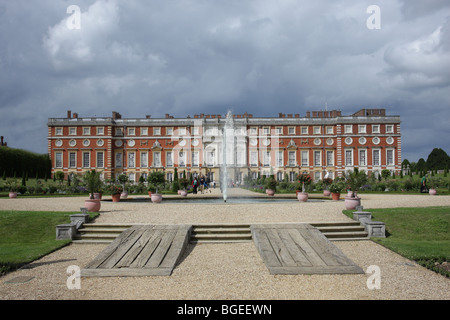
[0,147,51,179]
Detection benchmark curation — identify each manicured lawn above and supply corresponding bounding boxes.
[343,206,450,276]
[0,210,98,274]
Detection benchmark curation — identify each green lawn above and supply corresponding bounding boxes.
[0,210,98,274]
[344,206,450,276]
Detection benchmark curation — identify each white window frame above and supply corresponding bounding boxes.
[69,127,77,135]
[96,127,104,135]
[178,151,186,167]
[250,151,258,167]
[55,152,63,168]
[275,127,283,135]
[345,149,353,166]
[96,151,104,168]
[153,127,161,136]
[313,126,321,135]
[301,127,308,135]
[115,152,123,168]
[82,152,90,168]
[386,125,394,133]
[288,151,296,167]
[166,151,173,167]
[263,127,270,135]
[141,128,148,136]
[314,150,321,167]
[288,127,295,135]
[115,128,123,136]
[166,127,174,136]
[141,152,148,168]
[263,151,270,167]
[386,149,395,166]
[359,149,367,167]
[344,125,353,134]
[326,126,333,134]
[276,150,283,167]
[55,127,63,136]
[153,151,161,167]
[128,128,136,136]
[69,152,76,168]
[301,150,309,167]
[326,150,334,166]
[372,149,380,166]
[128,151,136,168]
[372,125,380,134]
[358,125,366,134]
[249,127,257,135]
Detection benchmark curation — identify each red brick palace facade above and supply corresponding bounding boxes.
[47,108,401,183]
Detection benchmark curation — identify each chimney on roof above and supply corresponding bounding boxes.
[146,115,151,119]
[67,110,72,118]
[73,113,78,118]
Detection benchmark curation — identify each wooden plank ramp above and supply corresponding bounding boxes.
[251,224,364,275]
[81,224,192,277]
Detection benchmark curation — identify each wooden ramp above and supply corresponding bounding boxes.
[81,225,192,277]
[251,224,364,275]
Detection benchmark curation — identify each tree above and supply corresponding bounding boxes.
[147,171,165,194]
[381,169,391,180]
[426,148,450,171]
[172,168,179,192]
[416,158,426,173]
[82,170,102,199]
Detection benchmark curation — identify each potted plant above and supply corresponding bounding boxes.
[82,170,102,212]
[344,169,367,210]
[329,182,344,200]
[297,173,311,202]
[6,179,19,199]
[109,184,123,202]
[147,183,156,197]
[147,171,165,203]
[428,176,437,195]
[178,177,190,197]
[322,178,333,197]
[118,173,129,199]
[265,177,278,196]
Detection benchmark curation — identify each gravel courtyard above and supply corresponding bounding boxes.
[0,189,449,300]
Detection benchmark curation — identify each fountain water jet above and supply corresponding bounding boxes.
[221,111,235,202]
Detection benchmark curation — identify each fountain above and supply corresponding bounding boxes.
[221,110,234,202]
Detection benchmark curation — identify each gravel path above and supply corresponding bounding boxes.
[1,190,449,300]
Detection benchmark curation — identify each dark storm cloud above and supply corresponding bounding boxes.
[0,0,449,162]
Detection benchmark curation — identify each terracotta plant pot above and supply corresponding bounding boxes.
[323,190,331,197]
[90,193,102,200]
[266,189,275,196]
[429,189,437,195]
[180,190,188,197]
[297,192,308,202]
[111,194,121,202]
[344,196,360,210]
[331,192,341,201]
[151,193,163,203]
[85,199,101,212]
[148,191,152,197]
[9,192,17,199]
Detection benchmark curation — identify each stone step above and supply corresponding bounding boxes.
[73,222,369,244]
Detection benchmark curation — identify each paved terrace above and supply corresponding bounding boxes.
[0,189,449,300]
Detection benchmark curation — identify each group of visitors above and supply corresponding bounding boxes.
[192,175,215,194]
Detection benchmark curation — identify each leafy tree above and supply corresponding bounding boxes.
[426,148,450,171]
[381,169,391,180]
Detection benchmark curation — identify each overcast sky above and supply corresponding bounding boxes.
[1,0,449,162]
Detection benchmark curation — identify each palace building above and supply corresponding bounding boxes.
[47,108,401,183]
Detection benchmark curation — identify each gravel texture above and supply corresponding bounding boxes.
[0,189,449,300]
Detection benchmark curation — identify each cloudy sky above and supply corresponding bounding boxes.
[1,0,449,162]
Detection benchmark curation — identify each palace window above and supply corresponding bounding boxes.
[166,151,173,167]
[386,149,395,166]
[141,128,148,136]
[141,152,148,168]
[359,149,367,166]
[82,152,90,168]
[96,151,104,168]
[288,151,296,167]
[69,152,76,168]
[128,152,136,168]
[115,153,123,168]
[301,151,309,166]
[55,127,63,136]
[314,151,321,166]
[326,151,334,166]
[373,149,380,166]
[55,152,63,168]
[345,149,353,166]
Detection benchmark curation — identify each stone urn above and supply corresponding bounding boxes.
[180,190,188,197]
[151,193,163,203]
[297,192,308,202]
[344,196,361,210]
[9,192,17,199]
[323,190,331,197]
[120,191,128,199]
[177,190,182,195]
[429,188,437,195]
[85,199,101,212]
[111,194,121,202]
[266,189,275,196]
